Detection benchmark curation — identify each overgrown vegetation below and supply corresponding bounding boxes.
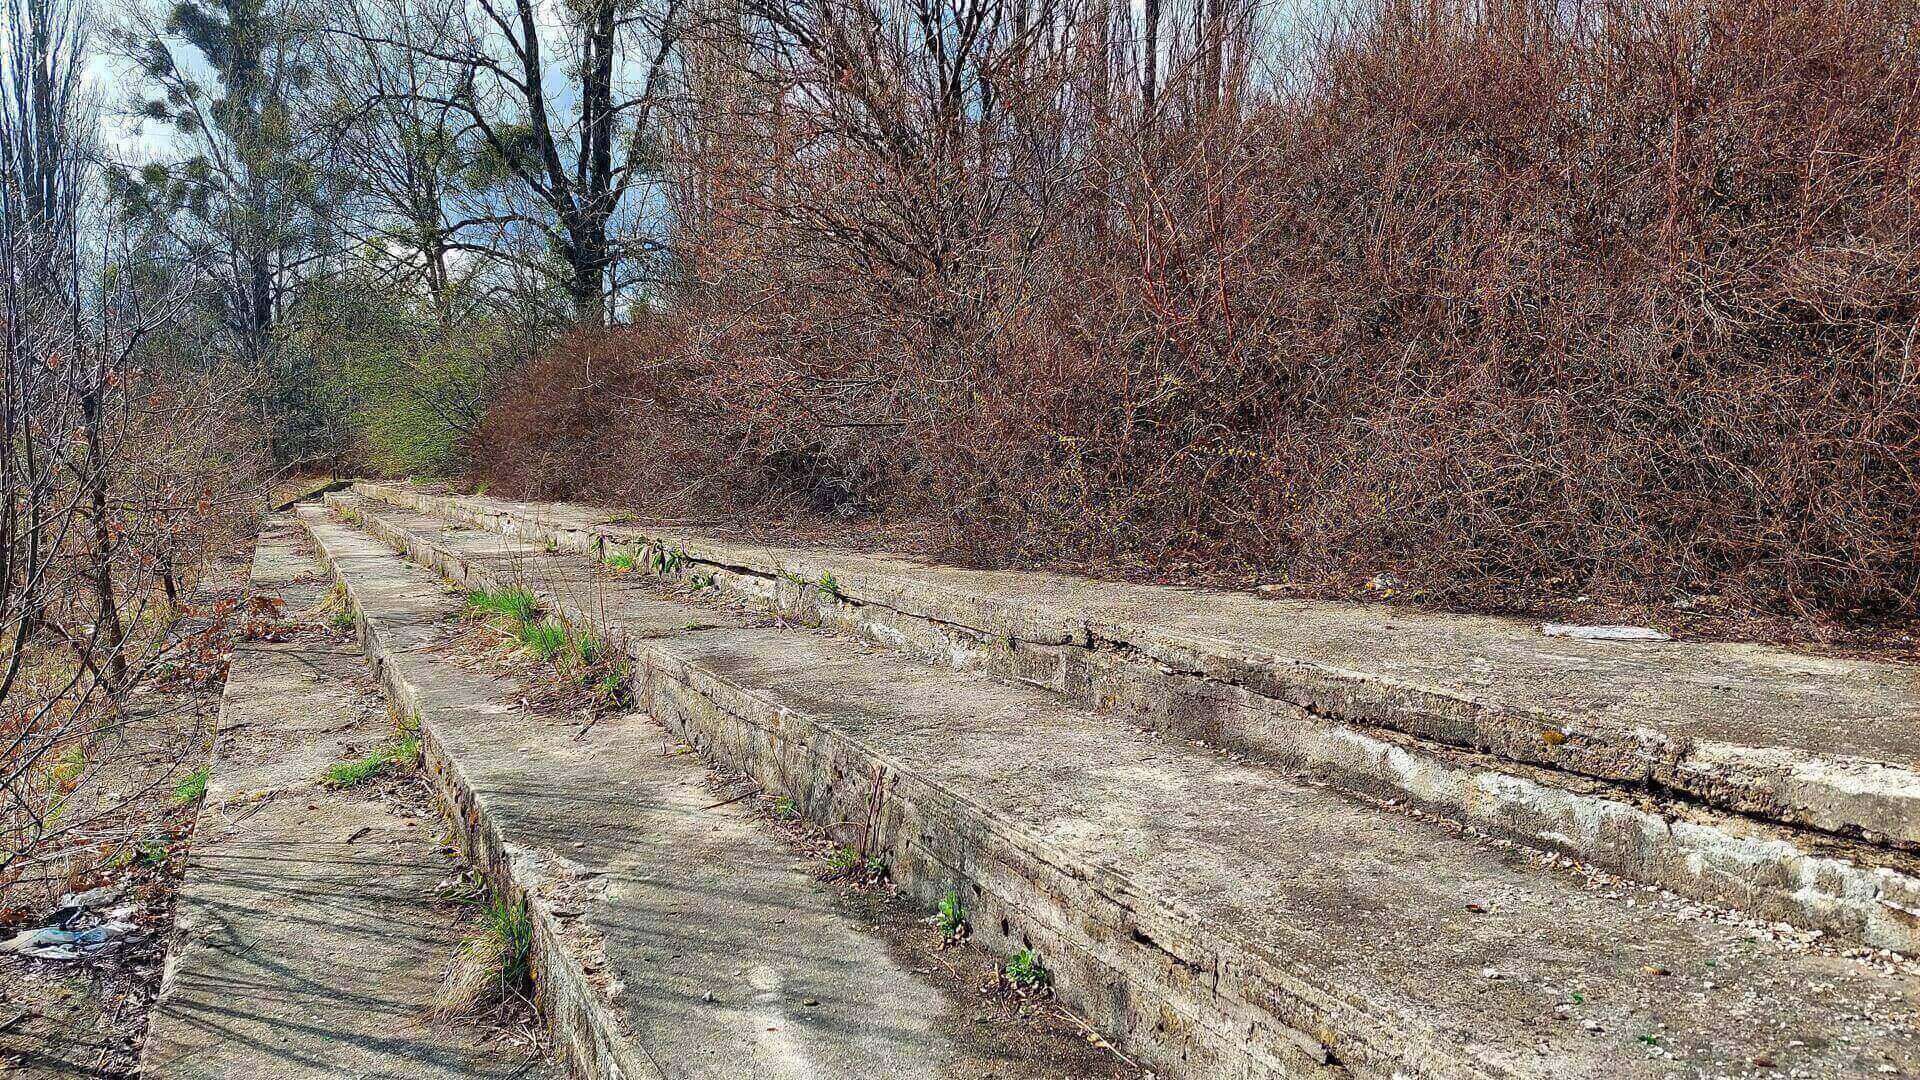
[462,586,629,707]
[472,0,1920,636]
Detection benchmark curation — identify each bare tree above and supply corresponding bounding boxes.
[333,0,690,322]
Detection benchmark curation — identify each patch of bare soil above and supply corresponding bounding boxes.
[0,557,250,1078]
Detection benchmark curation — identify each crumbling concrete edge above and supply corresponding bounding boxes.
[346,485,1920,957]
[304,511,660,1080]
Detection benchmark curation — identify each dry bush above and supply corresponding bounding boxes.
[479,0,1920,630]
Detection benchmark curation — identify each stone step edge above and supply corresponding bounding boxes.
[318,500,1471,1080]
[304,511,654,1080]
[336,488,1920,958]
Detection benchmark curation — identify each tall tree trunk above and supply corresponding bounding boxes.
[79,383,124,690]
[1142,0,1159,109]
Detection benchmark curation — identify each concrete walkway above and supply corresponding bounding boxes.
[141,519,556,1080]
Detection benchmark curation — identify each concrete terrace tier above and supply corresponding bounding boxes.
[345,483,1920,958]
[299,507,1126,1080]
[142,519,558,1080]
[314,492,1920,1080]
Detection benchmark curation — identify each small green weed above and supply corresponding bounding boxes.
[773,795,798,820]
[137,838,170,866]
[648,545,685,575]
[1004,949,1050,989]
[688,571,715,591]
[591,665,629,706]
[173,765,210,807]
[336,507,362,526]
[818,572,839,598]
[606,550,637,572]
[937,890,967,937]
[827,846,860,872]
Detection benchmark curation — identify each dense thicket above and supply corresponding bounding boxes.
[478,0,1920,626]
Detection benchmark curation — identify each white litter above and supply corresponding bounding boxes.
[1541,623,1671,642]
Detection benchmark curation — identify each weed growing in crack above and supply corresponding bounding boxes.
[818,572,839,598]
[436,894,534,1018]
[936,890,967,939]
[688,571,715,591]
[172,766,209,807]
[323,736,421,788]
[1004,948,1050,989]
[321,582,356,632]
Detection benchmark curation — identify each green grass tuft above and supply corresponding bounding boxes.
[515,621,569,661]
[323,737,420,788]
[435,895,533,1017]
[173,765,210,807]
[466,587,540,625]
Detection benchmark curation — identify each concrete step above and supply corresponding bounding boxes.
[343,483,1920,957]
[142,518,559,1080]
[296,506,1128,1080]
[315,492,1920,1080]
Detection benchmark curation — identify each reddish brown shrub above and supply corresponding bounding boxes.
[479,0,1920,630]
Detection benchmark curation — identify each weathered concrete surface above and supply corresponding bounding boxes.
[324,494,1920,1080]
[343,485,1920,957]
[141,519,556,1080]
[298,507,1120,1080]
[352,483,1920,853]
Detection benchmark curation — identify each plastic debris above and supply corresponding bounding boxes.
[1541,623,1671,642]
[0,886,142,961]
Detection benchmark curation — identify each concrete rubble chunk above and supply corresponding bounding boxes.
[311,494,1920,1080]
